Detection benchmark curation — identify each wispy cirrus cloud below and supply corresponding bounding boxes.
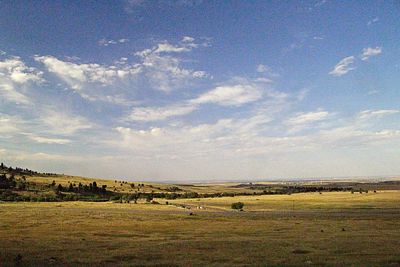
[25,134,71,145]
[0,57,43,105]
[111,106,400,162]
[127,103,198,122]
[98,38,129,46]
[134,37,210,92]
[192,83,263,107]
[358,109,399,120]
[126,77,273,122]
[285,109,330,133]
[0,109,90,145]
[367,17,379,26]
[367,90,380,95]
[36,37,209,102]
[360,46,382,61]
[0,114,20,135]
[330,47,383,77]
[329,56,355,76]
[35,55,140,88]
[39,111,93,136]
[35,55,144,103]
[0,35,397,180]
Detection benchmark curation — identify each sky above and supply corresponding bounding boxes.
[0,0,399,181]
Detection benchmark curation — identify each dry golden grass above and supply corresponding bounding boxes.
[166,190,400,211]
[24,174,170,194]
[1,191,400,266]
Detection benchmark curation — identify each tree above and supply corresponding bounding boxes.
[101,185,107,194]
[57,184,63,192]
[231,202,244,210]
[129,193,139,204]
[146,194,153,202]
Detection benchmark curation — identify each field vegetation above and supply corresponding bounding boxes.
[1,163,400,266]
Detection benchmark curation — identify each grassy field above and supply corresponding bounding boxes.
[1,191,400,266]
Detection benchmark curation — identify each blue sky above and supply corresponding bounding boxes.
[0,0,399,181]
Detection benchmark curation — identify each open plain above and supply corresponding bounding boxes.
[1,190,400,266]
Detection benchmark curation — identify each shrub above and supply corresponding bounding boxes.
[109,195,121,201]
[231,202,244,210]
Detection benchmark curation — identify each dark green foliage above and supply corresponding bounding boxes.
[57,184,63,192]
[146,194,153,202]
[231,202,244,210]
[167,186,182,192]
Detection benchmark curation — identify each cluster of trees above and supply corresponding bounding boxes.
[275,186,352,194]
[0,174,16,189]
[166,186,182,192]
[113,180,148,189]
[50,181,108,195]
[351,188,376,194]
[0,174,28,190]
[243,184,353,193]
[0,162,57,177]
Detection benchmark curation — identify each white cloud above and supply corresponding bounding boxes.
[367,90,380,95]
[358,109,399,120]
[0,83,31,105]
[27,135,71,144]
[35,38,209,100]
[286,110,330,133]
[193,83,263,106]
[133,38,210,92]
[124,77,285,122]
[0,57,43,104]
[127,103,198,121]
[367,17,379,26]
[329,56,355,76]
[329,47,382,77]
[287,110,329,125]
[35,55,139,87]
[40,111,93,136]
[1,110,88,144]
[256,64,269,73]
[134,37,206,57]
[182,36,195,43]
[0,115,20,134]
[256,64,279,79]
[113,106,400,160]
[98,38,129,46]
[35,55,141,101]
[0,57,43,84]
[112,89,295,156]
[360,47,382,61]
[316,126,400,148]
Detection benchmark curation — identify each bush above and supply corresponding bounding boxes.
[109,195,121,201]
[231,202,244,210]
